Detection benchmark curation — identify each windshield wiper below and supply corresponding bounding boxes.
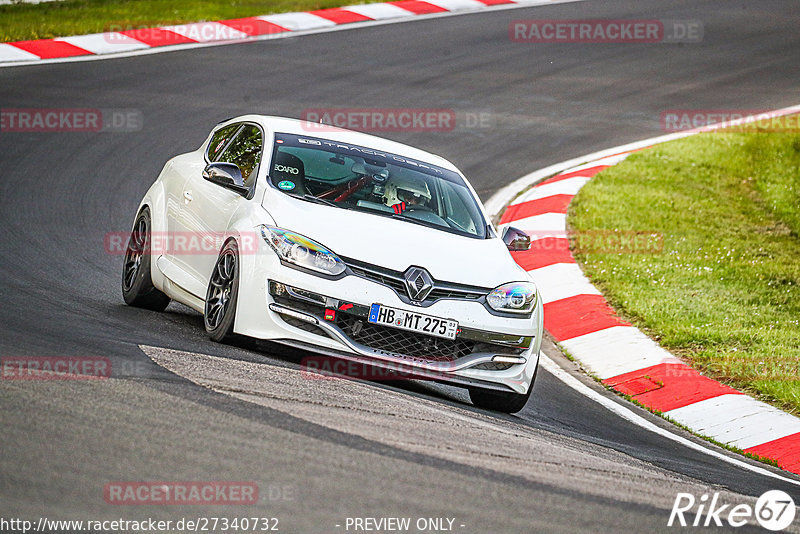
[390,213,446,231]
[299,194,339,208]
[389,212,481,238]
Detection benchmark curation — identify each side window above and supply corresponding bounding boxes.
[207,124,240,162]
[216,125,263,186]
[440,181,478,234]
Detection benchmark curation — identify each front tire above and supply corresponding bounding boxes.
[121,207,170,311]
[468,365,537,414]
[204,240,240,343]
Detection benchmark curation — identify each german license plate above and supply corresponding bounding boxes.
[368,304,458,340]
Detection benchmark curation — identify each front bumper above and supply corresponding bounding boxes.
[233,246,542,394]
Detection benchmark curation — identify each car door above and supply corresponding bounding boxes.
[161,123,240,293]
[178,123,264,295]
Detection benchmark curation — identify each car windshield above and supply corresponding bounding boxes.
[268,133,488,239]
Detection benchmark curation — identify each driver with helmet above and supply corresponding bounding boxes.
[383,175,432,214]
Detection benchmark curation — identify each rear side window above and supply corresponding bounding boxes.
[216,125,263,186]
[207,124,240,162]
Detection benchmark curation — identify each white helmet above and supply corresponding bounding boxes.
[383,175,432,208]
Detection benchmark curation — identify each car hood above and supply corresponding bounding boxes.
[264,193,528,288]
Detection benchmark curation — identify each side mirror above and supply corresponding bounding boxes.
[203,162,248,195]
[501,226,531,251]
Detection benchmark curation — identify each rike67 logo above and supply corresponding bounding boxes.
[669,490,796,531]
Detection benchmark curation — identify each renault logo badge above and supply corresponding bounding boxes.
[404,267,433,301]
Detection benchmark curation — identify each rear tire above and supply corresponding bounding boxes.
[204,240,240,343]
[121,207,170,311]
[468,365,537,414]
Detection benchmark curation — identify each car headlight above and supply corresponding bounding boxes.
[487,282,538,314]
[260,225,346,277]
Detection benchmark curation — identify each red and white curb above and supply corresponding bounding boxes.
[488,104,800,476]
[0,0,580,67]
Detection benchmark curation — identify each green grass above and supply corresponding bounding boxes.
[0,0,371,42]
[568,121,800,413]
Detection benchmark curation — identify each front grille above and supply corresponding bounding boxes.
[342,257,489,303]
[471,361,515,371]
[346,263,406,294]
[427,288,483,301]
[335,314,475,362]
[280,315,328,337]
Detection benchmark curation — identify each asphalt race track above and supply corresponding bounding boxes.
[2,0,800,532]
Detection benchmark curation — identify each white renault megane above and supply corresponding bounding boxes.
[122,115,542,412]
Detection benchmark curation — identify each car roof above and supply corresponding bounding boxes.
[218,115,461,173]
